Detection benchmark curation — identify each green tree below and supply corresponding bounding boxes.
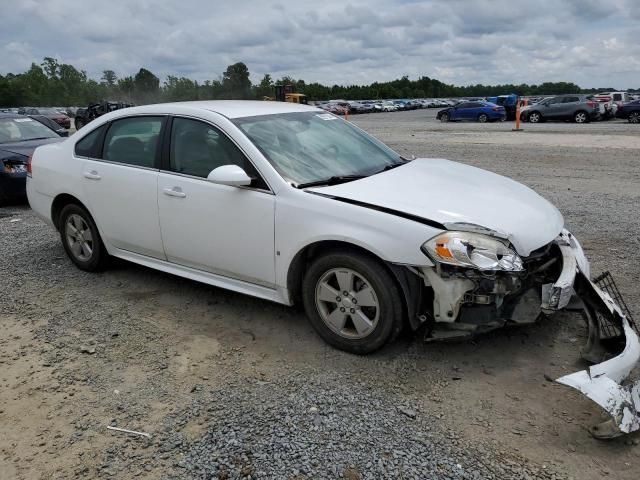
[101,70,118,87]
[222,62,252,99]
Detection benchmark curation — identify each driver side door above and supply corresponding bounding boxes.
[157,116,276,287]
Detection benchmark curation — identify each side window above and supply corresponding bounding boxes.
[613,93,622,101]
[103,116,163,168]
[563,96,580,103]
[74,124,106,158]
[169,117,268,189]
[457,103,470,109]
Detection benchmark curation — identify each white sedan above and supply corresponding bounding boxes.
[27,101,639,437]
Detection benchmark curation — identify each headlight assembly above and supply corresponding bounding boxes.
[422,231,524,272]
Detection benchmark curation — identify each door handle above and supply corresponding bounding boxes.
[163,187,186,198]
[83,170,101,180]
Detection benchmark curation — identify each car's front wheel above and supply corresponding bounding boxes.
[59,204,108,271]
[528,111,542,123]
[440,112,450,122]
[302,251,403,354]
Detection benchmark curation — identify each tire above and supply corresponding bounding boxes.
[440,112,450,123]
[629,112,640,124]
[302,250,403,354]
[574,111,589,123]
[75,118,84,130]
[59,203,108,272]
[528,111,542,123]
[478,113,488,123]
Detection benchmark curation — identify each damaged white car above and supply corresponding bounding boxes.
[26,101,639,438]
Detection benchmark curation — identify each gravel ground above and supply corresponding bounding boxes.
[1,110,639,479]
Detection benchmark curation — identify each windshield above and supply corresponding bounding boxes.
[233,111,403,186]
[0,117,59,143]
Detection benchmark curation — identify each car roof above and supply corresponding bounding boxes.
[115,100,321,119]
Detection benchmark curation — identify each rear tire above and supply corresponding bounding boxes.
[574,111,589,123]
[302,251,403,354]
[478,113,488,123]
[59,204,108,272]
[628,112,640,124]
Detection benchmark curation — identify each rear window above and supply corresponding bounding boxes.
[613,93,622,101]
[74,124,106,158]
[102,117,163,168]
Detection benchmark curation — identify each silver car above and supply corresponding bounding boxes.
[522,95,600,123]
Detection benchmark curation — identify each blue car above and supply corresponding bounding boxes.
[0,113,63,205]
[436,101,506,123]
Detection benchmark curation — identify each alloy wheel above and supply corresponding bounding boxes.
[529,112,541,123]
[629,112,640,124]
[314,268,380,339]
[575,112,588,123]
[65,214,94,262]
[478,114,488,123]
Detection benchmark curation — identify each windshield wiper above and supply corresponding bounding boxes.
[297,175,367,189]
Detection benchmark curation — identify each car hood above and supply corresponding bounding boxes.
[0,137,63,158]
[309,158,564,256]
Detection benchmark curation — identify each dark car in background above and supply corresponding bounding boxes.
[19,107,72,129]
[437,101,506,122]
[520,95,599,123]
[615,100,640,123]
[28,115,69,136]
[0,113,64,204]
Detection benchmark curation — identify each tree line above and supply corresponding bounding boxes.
[0,57,631,107]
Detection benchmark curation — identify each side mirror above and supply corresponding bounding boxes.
[206,164,252,187]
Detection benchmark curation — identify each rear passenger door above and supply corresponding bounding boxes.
[560,96,581,118]
[80,116,166,259]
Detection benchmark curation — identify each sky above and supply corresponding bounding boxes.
[1,0,639,89]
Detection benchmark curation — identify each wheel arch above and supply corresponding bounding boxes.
[286,239,425,331]
[51,193,91,231]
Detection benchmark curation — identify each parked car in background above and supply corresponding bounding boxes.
[437,101,506,123]
[0,113,64,204]
[520,95,599,123]
[28,114,70,136]
[18,107,72,129]
[615,100,640,123]
[381,101,397,112]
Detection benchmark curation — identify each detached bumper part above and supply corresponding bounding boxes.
[555,274,640,438]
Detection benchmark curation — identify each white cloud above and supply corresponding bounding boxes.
[0,0,637,88]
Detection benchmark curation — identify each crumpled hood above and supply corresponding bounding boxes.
[310,158,564,256]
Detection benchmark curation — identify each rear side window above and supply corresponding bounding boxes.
[74,124,107,158]
[103,117,163,168]
[563,97,580,103]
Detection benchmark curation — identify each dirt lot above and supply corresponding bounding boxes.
[1,110,639,479]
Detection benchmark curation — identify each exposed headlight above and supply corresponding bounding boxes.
[422,232,524,271]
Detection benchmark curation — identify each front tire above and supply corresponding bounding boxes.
[59,204,108,272]
[302,251,403,354]
[528,111,542,123]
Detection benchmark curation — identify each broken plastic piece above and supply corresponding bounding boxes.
[106,425,152,438]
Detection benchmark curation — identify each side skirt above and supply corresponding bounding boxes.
[111,248,290,306]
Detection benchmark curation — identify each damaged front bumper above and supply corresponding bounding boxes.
[421,229,640,438]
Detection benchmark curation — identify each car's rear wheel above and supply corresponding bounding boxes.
[75,118,84,130]
[478,113,488,123]
[440,112,450,122]
[574,111,589,123]
[528,111,542,123]
[628,112,640,124]
[59,204,107,272]
[302,251,403,354]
